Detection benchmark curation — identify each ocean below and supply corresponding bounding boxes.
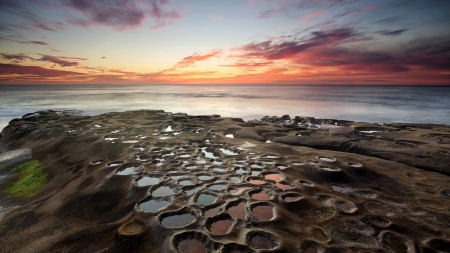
[1,85,449,131]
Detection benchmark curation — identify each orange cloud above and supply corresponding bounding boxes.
[173,49,222,68]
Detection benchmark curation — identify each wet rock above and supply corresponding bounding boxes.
[0,148,32,171]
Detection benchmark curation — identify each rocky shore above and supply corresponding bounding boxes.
[0,110,449,253]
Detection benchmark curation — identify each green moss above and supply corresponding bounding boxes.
[3,159,47,198]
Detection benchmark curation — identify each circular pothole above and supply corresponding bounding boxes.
[246,230,279,250]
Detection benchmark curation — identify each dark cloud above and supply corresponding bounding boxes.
[380,29,408,36]
[0,53,34,63]
[0,35,50,46]
[39,55,79,67]
[28,40,50,46]
[238,28,362,60]
[64,0,186,30]
[0,63,82,76]
[332,5,378,19]
[235,27,450,75]
[0,0,65,32]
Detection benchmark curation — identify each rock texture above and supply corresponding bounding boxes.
[0,110,449,253]
[0,148,32,171]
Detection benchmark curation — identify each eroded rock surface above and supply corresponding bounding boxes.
[0,110,449,253]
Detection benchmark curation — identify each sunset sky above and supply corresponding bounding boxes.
[0,0,449,85]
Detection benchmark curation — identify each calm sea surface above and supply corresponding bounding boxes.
[1,85,449,130]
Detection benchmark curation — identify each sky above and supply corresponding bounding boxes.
[0,0,449,85]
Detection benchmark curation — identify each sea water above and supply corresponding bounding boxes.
[1,85,449,130]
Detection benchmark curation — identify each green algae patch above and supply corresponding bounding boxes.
[3,159,47,198]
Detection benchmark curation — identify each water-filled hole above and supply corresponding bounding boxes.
[382,232,408,253]
[104,160,125,169]
[116,163,142,175]
[196,193,217,205]
[208,183,228,191]
[275,181,291,190]
[139,197,170,213]
[281,193,302,202]
[246,230,279,249]
[227,200,246,219]
[250,203,274,221]
[318,156,336,162]
[152,185,179,197]
[137,176,160,186]
[250,190,271,201]
[264,173,282,182]
[160,211,196,228]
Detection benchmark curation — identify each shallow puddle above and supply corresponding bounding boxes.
[311,227,328,242]
[251,191,271,200]
[250,170,261,176]
[230,176,240,183]
[161,213,196,228]
[229,187,252,195]
[225,134,234,138]
[123,140,139,143]
[220,148,239,156]
[177,239,207,253]
[252,205,273,221]
[227,202,246,219]
[249,179,266,185]
[275,182,291,190]
[338,203,353,212]
[137,177,159,186]
[235,168,248,174]
[139,199,170,213]
[198,175,213,181]
[209,219,232,235]
[212,167,227,173]
[277,165,289,170]
[382,232,408,253]
[208,183,228,191]
[212,160,224,165]
[331,186,353,193]
[179,154,192,159]
[152,186,177,196]
[116,166,141,175]
[261,155,278,159]
[89,158,106,166]
[348,162,362,167]
[179,179,195,186]
[185,186,202,195]
[185,165,198,170]
[202,148,217,159]
[282,193,302,202]
[319,166,341,171]
[204,206,221,217]
[298,180,314,187]
[247,231,278,249]
[319,156,335,162]
[197,194,217,205]
[250,164,264,169]
[170,175,185,180]
[264,173,281,182]
[105,161,125,169]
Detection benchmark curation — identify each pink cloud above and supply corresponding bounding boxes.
[174,50,222,68]
[301,9,323,21]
